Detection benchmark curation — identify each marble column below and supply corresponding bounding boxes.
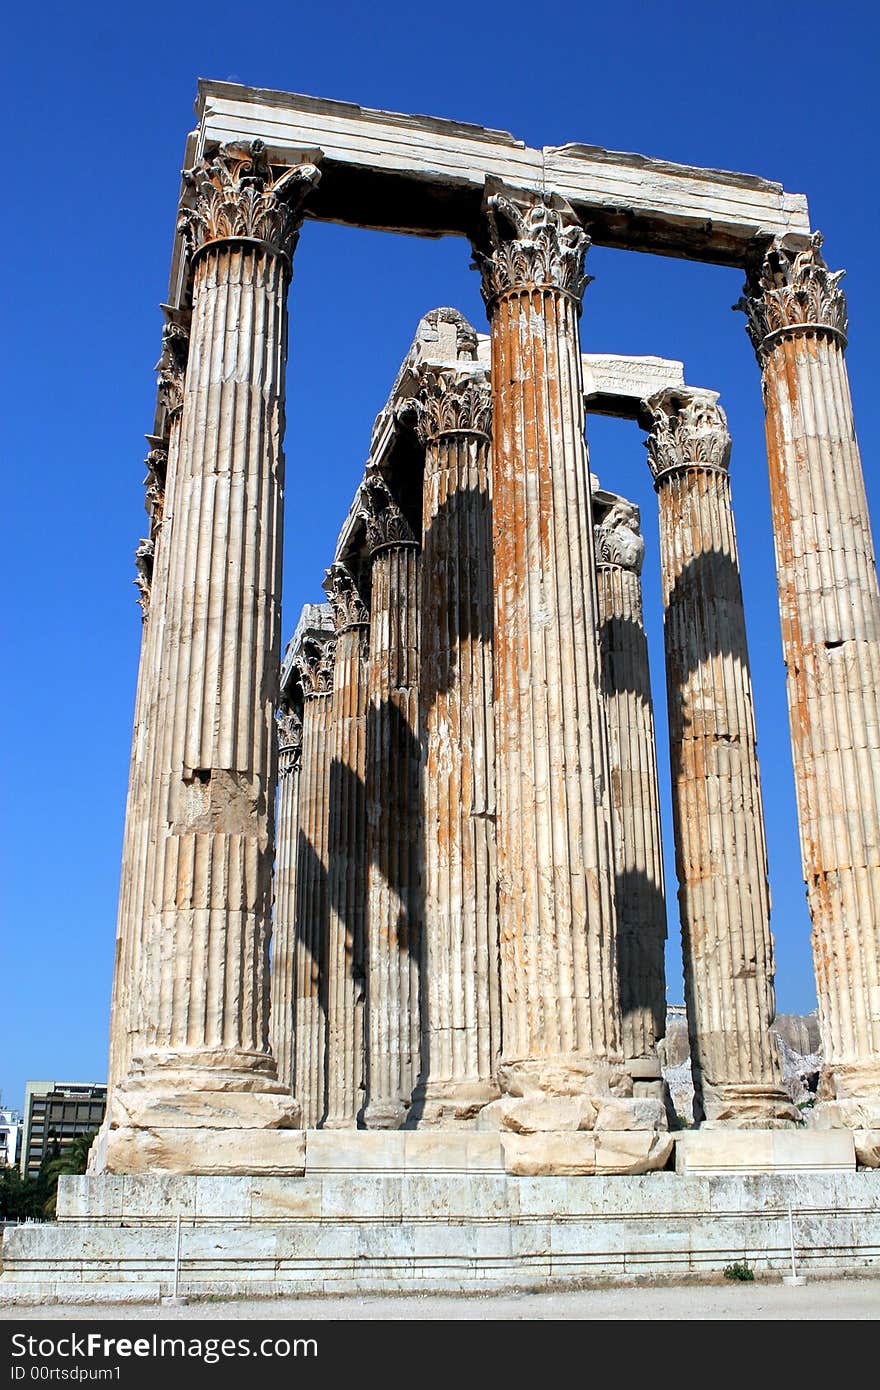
[361,473,423,1129]
[409,364,501,1125]
[108,311,189,1094]
[99,141,321,1172]
[322,563,370,1128]
[292,634,336,1128]
[737,235,880,1153]
[646,387,796,1126]
[270,704,303,1094]
[594,497,668,1097]
[472,184,667,1158]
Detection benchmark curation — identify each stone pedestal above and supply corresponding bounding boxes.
[646,388,796,1128]
[96,142,321,1173]
[738,235,880,1153]
[362,476,423,1129]
[471,184,665,1159]
[292,634,336,1127]
[269,706,302,1093]
[322,564,370,1128]
[409,359,501,1126]
[594,497,668,1097]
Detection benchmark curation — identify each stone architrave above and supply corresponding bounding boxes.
[97,141,321,1173]
[408,356,501,1125]
[738,236,880,1156]
[645,387,796,1127]
[594,496,668,1097]
[270,704,303,1094]
[471,183,669,1166]
[108,312,190,1094]
[361,474,423,1130]
[322,563,370,1128]
[292,633,336,1128]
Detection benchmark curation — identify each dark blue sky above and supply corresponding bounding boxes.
[2,1,877,1111]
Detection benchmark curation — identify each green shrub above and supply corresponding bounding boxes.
[723,1261,755,1282]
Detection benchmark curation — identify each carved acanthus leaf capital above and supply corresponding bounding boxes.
[359,472,418,555]
[155,320,190,417]
[323,562,369,632]
[143,448,168,533]
[295,633,336,698]
[644,388,731,481]
[472,189,592,310]
[594,500,645,575]
[178,140,322,265]
[734,232,848,358]
[408,368,492,446]
[276,706,303,773]
[134,537,154,619]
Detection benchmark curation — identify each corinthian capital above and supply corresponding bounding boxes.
[471,185,591,310]
[734,231,848,358]
[143,448,167,533]
[133,537,154,619]
[177,140,322,265]
[594,500,645,575]
[295,633,336,699]
[323,562,369,632]
[359,472,418,555]
[644,388,731,482]
[408,368,492,445]
[276,706,303,773]
[155,318,189,417]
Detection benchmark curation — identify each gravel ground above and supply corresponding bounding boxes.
[1,1279,877,1320]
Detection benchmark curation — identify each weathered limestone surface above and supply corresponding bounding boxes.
[409,337,501,1126]
[322,564,370,1128]
[646,387,797,1128]
[97,142,322,1172]
[108,312,189,1093]
[594,492,667,1092]
[195,81,810,261]
[292,630,336,1128]
[738,236,880,1150]
[471,184,664,1156]
[269,704,302,1093]
[362,475,423,1129]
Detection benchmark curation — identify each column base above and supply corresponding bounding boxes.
[809,1064,880,1167]
[481,1054,669,1140]
[698,1082,800,1129]
[409,1079,500,1128]
[362,1097,409,1130]
[92,1053,302,1175]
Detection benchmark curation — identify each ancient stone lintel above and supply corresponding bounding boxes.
[734,231,848,359]
[408,367,492,447]
[594,499,645,575]
[133,537,154,619]
[294,633,337,699]
[359,471,418,555]
[177,140,322,266]
[644,387,731,483]
[275,706,303,771]
[471,184,592,310]
[322,561,369,633]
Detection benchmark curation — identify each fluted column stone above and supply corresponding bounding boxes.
[322,563,370,1128]
[409,363,501,1125]
[108,313,190,1095]
[472,185,668,1164]
[595,498,668,1095]
[646,387,796,1127]
[98,142,321,1172]
[270,705,303,1094]
[738,235,880,1156]
[292,634,336,1127]
[362,475,423,1129]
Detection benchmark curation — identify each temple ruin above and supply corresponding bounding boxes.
[3,82,879,1297]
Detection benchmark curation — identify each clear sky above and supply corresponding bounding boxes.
[2,1,877,1113]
